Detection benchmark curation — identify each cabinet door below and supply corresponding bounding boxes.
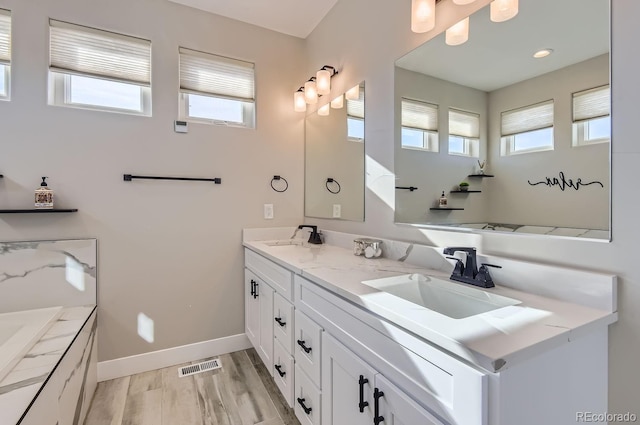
[375,374,445,425]
[257,278,274,372]
[245,269,260,350]
[322,333,376,425]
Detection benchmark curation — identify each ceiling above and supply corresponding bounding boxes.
[396,0,609,92]
[168,0,339,38]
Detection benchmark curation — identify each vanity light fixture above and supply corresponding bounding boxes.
[331,94,344,109]
[411,0,436,33]
[294,88,307,112]
[452,0,476,4]
[345,84,360,101]
[533,48,553,59]
[446,17,469,46]
[490,0,519,22]
[316,65,337,95]
[318,103,331,116]
[304,78,318,104]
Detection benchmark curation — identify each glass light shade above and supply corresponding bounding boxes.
[331,94,344,109]
[446,17,469,46]
[294,90,307,112]
[453,0,476,4]
[411,0,436,33]
[304,80,318,104]
[318,103,330,116]
[316,69,331,95]
[345,85,360,100]
[490,0,518,22]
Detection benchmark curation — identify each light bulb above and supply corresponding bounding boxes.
[331,94,344,109]
[316,69,331,95]
[446,17,469,46]
[345,85,360,100]
[318,103,330,116]
[294,90,306,112]
[411,0,436,33]
[490,0,518,22]
[453,0,476,4]
[304,80,318,104]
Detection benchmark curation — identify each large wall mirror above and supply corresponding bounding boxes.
[394,0,610,240]
[305,82,365,221]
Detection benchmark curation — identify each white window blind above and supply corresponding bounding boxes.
[449,109,479,138]
[402,99,438,131]
[179,47,254,102]
[49,19,151,86]
[501,100,554,136]
[573,85,610,122]
[347,85,365,118]
[0,9,10,65]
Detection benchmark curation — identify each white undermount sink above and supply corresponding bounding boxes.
[362,274,521,319]
[264,240,304,247]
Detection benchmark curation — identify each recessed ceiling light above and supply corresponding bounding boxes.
[533,48,554,59]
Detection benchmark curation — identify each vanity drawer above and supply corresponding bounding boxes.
[274,292,294,354]
[295,310,323,387]
[294,364,321,425]
[273,339,294,408]
[245,249,294,301]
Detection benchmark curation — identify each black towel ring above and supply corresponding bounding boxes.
[271,175,289,193]
[326,178,341,194]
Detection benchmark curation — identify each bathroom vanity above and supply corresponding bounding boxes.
[243,228,616,425]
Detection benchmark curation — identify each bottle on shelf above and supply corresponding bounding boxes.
[35,177,54,209]
[438,191,448,208]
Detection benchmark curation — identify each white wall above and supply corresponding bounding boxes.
[395,67,489,224]
[0,0,305,361]
[488,54,610,229]
[306,0,639,417]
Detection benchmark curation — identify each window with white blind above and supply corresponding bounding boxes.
[48,20,151,115]
[401,99,439,152]
[500,100,554,155]
[0,9,11,101]
[179,47,255,128]
[448,109,479,157]
[346,85,365,141]
[573,85,610,146]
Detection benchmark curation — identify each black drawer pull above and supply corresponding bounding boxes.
[252,281,259,299]
[297,397,312,415]
[374,388,384,425]
[274,364,286,377]
[359,375,369,413]
[250,279,256,296]
[297,339,312,353]
[274,317,286,327]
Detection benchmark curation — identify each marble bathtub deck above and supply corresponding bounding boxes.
[0,305,96,425]
[85,348,301,425]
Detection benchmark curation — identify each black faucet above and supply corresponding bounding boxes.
[298,225,323,245]
[442,247,501,288]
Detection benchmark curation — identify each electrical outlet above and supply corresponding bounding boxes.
[333,204,341,218]
[264,204,274,219]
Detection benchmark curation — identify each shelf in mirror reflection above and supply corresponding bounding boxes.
[429,208,464,211]
[450,190,481,193]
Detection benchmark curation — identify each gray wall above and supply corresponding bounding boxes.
[0,0,305,361]
[488,54,610,229]
[305,0,639,416]
[394,67,489,224]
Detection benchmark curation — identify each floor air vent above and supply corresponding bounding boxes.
[178,359,221,377]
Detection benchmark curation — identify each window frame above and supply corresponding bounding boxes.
[402,126,439,152]
[572,85,610,147]
[179,92,255,128]
[347,116,365,143]
[0,64,9,100]
[500,100,555,156]
[502,127,555,156]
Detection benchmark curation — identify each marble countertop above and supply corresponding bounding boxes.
[243,238,617,372]
[0,305,96,425]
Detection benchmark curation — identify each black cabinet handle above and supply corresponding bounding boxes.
[297,397,312,415]
[250,279,256,297]
[274,364,286,377]
[374,388,384,425]
[297,339,312,353]
[274,317,286,327]
[358,375,369,413]
[252,281,259,299]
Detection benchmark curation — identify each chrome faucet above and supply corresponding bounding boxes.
[443,247,501,288]
[298,225,323,245]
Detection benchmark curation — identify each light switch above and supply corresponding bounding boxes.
[333,204,341,218]
[264,204,274,219]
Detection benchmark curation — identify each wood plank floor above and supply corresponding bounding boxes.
[84,349,301,425]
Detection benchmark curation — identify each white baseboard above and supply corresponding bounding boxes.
[97,333,251,382]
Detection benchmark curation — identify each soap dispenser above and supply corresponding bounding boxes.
[438,191,448,208]
[35,177,54,209]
